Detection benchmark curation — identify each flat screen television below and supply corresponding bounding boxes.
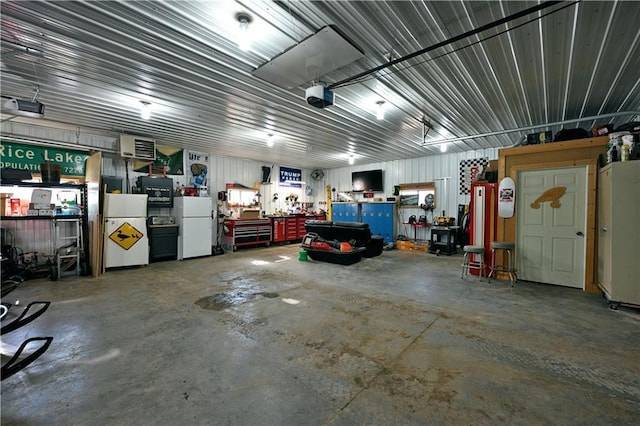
[352,169,383,192]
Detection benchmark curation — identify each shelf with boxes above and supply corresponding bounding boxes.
[1,182,85,217]
[1,182,88,279]
[224,185,262,220]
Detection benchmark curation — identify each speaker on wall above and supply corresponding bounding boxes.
[261,166,272,183]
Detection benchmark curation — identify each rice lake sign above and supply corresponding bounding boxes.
[0,141,89,177]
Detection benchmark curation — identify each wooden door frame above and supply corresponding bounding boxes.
[497,136,607,293]
[512,163,593,290]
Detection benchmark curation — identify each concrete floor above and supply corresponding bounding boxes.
[1,244,639,425]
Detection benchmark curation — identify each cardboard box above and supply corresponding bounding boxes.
[1,194,12,216]
[240,209,260,219]
[479,160,499,183]
[484,160,498,173]
[38,209,54,216]
[397,240,429,253]
[10,198,21,215]
[31,189,52,204]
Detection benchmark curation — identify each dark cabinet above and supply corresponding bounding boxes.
[148,225,179,262]
[429,226,459,255]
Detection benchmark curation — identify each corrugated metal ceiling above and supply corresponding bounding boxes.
[1,1,639,169]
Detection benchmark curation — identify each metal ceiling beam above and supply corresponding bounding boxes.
[421,111,640,146]
[329,1,565,89]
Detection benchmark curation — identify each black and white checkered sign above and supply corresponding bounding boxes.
[459,158,488,195]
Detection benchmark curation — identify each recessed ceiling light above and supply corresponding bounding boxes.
[236,13,252,51]
[376,101,385,120]
[140,101,151,120]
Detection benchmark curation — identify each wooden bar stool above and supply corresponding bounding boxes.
[461,245,485,280]
[488,241,517,286]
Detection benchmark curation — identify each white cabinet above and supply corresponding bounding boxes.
[597,161,640,308]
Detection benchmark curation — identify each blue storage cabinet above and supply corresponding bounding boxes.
[346,203,359,222]
[333,203,358,222]
[332,203,346,221]
[361,203,395,243]
[333,202,394,241]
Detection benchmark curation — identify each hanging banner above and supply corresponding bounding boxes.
[133,145,184,175]
[0,141,89,177]
[459,158,488,195]
[186,150,209,188]
[279,166,302,188]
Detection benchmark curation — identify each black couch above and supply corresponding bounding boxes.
[302,220,384,264]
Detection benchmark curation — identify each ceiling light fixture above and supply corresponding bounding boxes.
[266,133,274,147]
[348,155,355,165]
[236,13,253,51]
[440,143,448,153]
[376,101,385,120]
[140,101,151,120]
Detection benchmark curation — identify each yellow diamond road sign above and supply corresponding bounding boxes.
[109,222,144,250]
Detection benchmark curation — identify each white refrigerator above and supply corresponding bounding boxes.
[173,197,213,260]
[103,194,149,268]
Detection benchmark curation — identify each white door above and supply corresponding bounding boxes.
[516,166,587,288]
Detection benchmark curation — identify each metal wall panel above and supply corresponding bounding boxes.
[2,1,638,170]
[321,148,499,239]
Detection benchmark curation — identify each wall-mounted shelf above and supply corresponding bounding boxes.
[1,182,88,279]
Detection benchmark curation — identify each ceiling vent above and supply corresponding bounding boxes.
[118,134,156,160]
[2,97,45,118]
